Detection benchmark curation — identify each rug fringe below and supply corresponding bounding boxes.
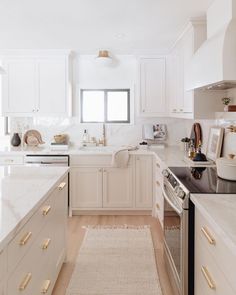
[82,224,151,230]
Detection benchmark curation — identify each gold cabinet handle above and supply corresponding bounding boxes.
[19,232,32,246]
[41,279,51,294]
[156,162,160,168]
[19,273,32,291]
[42,205,51,216]
[156,203,160,210]
[58,182,66,190]
[156,180,160,186]
[201,266,216,289]
[201,227,215,245]
[42,238,51,250]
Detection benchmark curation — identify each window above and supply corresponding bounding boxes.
[81,89,130,123]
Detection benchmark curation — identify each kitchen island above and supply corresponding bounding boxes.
[0,166,69,295]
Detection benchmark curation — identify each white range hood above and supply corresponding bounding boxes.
[187,0,236,90]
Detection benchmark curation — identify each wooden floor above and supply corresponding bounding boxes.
[52,215,174,295]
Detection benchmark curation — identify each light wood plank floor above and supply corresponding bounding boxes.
[52,215,173,295]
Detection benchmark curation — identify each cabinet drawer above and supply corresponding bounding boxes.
[195,242,235,295]
[70,155,112,167]
[0,156,24,165]
[7,190,55,274]
[195,209,236,291]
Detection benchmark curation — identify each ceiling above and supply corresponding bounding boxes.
[0,0,213,54]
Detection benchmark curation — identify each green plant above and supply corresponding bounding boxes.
[222,97,231,105]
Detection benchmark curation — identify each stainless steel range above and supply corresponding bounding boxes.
[162,166,236,295]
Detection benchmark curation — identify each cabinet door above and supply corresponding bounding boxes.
[135,156,153,208]
[2,59,37,115]
[37,58,68,115]
[140,58,166,116]
[70,168,103,208]
[103,167,133,208]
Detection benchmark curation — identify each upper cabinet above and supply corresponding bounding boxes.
[139,57,167,117]
[167,20,225,119]
[1,52,72,117]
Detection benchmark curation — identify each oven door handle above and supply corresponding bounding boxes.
[162,186,182,216]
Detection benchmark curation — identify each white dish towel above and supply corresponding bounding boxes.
[111,146,137,168]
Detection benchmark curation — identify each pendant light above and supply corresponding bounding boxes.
[95,50,113,66]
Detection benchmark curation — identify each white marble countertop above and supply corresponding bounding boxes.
[0,144,212,168]
[0,166,69,251]
[191,194,236,255]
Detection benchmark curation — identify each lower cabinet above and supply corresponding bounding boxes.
[70,168,103,208]
[195,207,236,295]
[70,155,153,212]
[135,155,153,208]
[103,167,133,208]
[5,176,68,295]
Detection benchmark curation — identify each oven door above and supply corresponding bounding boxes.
[163,181,189,295]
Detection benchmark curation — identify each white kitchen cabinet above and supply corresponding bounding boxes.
[167,21,219,119]
[103,167,133,208]
[4,176,68,295]
[135,155,153,208]
[154,158,164,227]
[37,58,70,115]
[70,167,103,209]
[195,207,236,295]
[139,57,167,117]
[2,59,37,115]
[1,52,72,117]
[0,155,24,165]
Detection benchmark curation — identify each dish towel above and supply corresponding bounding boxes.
[111,146,137,168]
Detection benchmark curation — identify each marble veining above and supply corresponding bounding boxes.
[0,166,69,250]
[191,194,236,255]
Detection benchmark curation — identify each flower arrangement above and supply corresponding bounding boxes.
[222,97,231,105]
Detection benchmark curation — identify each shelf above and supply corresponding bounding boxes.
[215,112,236,120]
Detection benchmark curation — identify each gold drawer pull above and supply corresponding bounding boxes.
[201,227,215,245]
[201,266,216,289]
[42,238,51,250]
[42,205,51,216]
[58,182,66,190]
[156,163,160,168]
[41,279,51,293]
[156,203,160,210]
[19,273,32,291]
[19,232,32,246]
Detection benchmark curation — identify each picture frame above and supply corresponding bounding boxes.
[206,127,224,161]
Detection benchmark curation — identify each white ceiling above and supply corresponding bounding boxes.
[0,0,213,54]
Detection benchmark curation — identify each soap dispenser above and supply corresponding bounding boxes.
[82,129,89,145]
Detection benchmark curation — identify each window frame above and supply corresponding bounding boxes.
[80,89,130,124]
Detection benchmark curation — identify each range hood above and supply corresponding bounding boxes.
[187,0,236,90]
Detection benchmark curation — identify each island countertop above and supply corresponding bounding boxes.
[191,194,236,255]
[0,166,69,251]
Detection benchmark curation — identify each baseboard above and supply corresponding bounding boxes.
[72,210,152,216]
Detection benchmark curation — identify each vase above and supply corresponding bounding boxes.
[11,133,21,147]
[224,105,229,112]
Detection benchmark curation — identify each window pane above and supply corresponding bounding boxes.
[107,91,129,122]
[82,91,104,122]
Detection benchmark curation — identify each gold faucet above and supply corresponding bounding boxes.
[101,123,106,146]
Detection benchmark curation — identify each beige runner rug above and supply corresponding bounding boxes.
[66,226,163,295]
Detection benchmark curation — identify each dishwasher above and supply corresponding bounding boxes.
[25,154,70,210]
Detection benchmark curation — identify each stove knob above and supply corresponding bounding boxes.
[162,169,170,178]
[177,188,186,199]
